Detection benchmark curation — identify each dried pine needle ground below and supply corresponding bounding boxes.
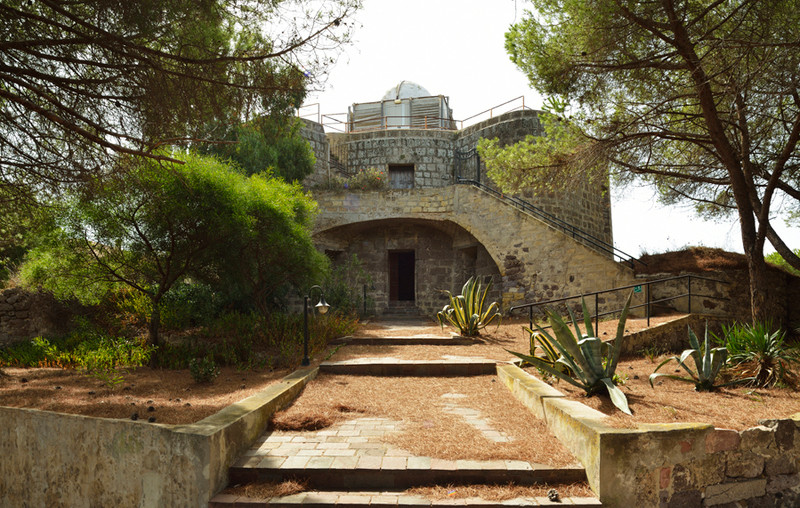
[271,374,579,467]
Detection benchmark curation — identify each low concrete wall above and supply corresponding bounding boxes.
[0,367,318,507]
[498,364,800,508]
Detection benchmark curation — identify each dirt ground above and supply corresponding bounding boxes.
[1,312,798,432]
[269,373,579,467]
[545,356,800,430]
[224,479,595,501]
[0,366,291,424]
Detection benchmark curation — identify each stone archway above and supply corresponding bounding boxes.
[314,218,503,315]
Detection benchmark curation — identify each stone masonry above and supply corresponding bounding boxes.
[313,185,636,315]
[0,287,73,346]
[303,109,627,317]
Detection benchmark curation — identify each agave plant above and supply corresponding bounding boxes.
[522,327,573,376]
[436,276,500,337]
[650,324,753,391]
[716,321,799,388]
[509,292,633,415]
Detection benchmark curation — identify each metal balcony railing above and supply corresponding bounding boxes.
[299,97,532,133]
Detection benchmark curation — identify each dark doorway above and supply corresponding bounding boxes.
[388,164,415,189]
[388,250,415,301]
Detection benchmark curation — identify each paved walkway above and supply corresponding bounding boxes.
[209,318,602,507]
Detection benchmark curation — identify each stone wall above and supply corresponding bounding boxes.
[299,118,330,188]
[328,129,456,188]
[0,287,73,346]
[638,268,800,327]
[317,219,502,315]
[0,367,317,507]
[498,364,800,508]
[305,109,614,251]
[617,314,728,356]
[313,185,636,315]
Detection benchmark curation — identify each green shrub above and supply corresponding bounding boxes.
[160,282,221,329]
[436,276,501,337]
[189,355,219,383]
[0,328,153,389]
[509,292,633,415]
[149,309,359,370]
[347,167,387,190]
[715,321,799,388]
[315,167,388,192]
[324,254,374,316]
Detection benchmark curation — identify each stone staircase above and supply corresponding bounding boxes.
[209,328,602,507]
[382,301,422,318]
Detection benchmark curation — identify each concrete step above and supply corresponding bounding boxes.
[318,358,500,376]
[330,335,477,346]
[210,490,603,507]
[228,457,586,490]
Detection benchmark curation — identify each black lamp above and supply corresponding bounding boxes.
[302,285,330,366]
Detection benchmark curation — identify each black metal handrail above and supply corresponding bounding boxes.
[456,177,643,267]
[509,274,730,335]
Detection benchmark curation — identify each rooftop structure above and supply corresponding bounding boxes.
[348,80,455,131]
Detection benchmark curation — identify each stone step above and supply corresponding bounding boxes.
[318,358,500,376]
[330,335,477,346]
[228,457,587,490]
[210,490,603,507]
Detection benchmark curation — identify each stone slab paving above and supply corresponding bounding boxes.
[214,318,601,507]
[229,416,584,489]
[439,393,513,444]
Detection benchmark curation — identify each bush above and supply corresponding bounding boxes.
[0,324,154,389]
[324,254,374,316]
[348,167,387,190]
[0,329,154,370]
[315,167,388,192]
[160,282,222,329]
[150,309,360,370]
[189,356,219,383]
[715,321,799,387]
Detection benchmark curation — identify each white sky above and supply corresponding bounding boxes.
[305,0,798,257]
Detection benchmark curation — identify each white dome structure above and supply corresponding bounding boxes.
[382,81,432,101]
[348,81,454,132]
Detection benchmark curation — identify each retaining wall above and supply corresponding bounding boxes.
[0,367,318,507]
[637,268,800,327]
[498,364,800,507]
[618,314,728,356]
[0,287,74,347]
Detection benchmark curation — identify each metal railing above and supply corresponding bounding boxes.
[301,96,532,133]
[296,103,321,124]
[457,96,529,129]
[509,274,730,335]
[457,177,642,267]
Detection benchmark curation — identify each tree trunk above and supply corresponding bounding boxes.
[744,247,784,326]
[148,297,161,348]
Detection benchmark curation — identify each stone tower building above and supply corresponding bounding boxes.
[302,82,636,316]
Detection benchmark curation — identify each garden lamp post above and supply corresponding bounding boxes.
[302,285,330,366]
